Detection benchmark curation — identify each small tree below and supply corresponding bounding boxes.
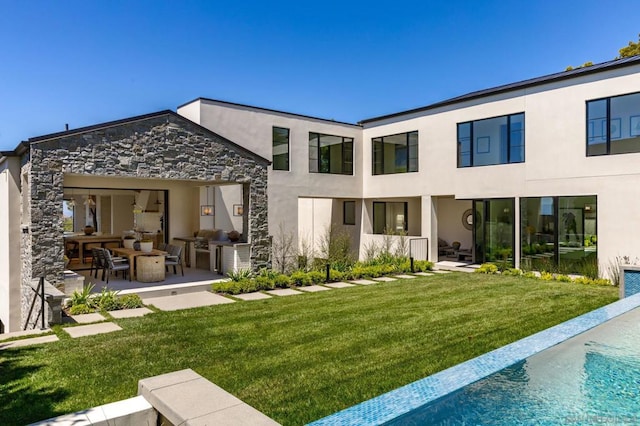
[319,223,355,270]
[271,222,296,273]
[618,33,640,58]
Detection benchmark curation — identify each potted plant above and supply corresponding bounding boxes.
[139,238,154,253]
[123,235,136,249]
[83,225,95,235]
[227,230,241,242]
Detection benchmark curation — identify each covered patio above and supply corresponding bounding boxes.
[20,110,270,307]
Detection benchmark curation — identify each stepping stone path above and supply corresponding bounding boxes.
[233,292,272,301]
[432,270,452,274]
[325,282,356,288]
[143,292,234,311]
[413,272,434,276]
[109,307,154,318]
[64,322,122,339]
[266,289,304,296]
[350,279,377,285]
[373,277,397,282]
[66,312,107,324]
[393,274,416,279]
[0,334,59,350]
[298,285,331,292]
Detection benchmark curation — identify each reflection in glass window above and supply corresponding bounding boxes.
[587,92,640,156]
[373,202,407,234]
[272,127,290,171]
[344,201,356,225]
[457,113,525,167]
[372,131,418,175]
[309,132,354,175]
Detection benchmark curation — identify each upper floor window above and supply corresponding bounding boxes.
[457,113,525,168]
[309,132,353,175]
[587,92,640,156]
[372,131,418,175]
[272,127,290,171]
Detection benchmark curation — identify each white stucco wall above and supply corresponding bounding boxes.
[178,99,363,245]
[178,64,640,275]
[0,157,22,332]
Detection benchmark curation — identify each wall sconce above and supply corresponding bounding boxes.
[201,186,214,216]
[584,205,592,211]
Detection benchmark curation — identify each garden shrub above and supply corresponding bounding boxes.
[69,303,93,315]
[412,260,434,272]
[94,288,121,311]
[554,274,572,282]
[307,271,326,284]
[274,274,292,288]
[119,294,143,309]
[329,269,344,282]
[502,268,522,276]
[475,263,498,274]
[540,272,554,281]
[290,271,312,286]
[254,276,275,291]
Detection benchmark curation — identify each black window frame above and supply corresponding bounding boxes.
[372,201,408,235]
[372,131,419,175]
[586,91,640,156]
[272,126,290,171]
[343,200,356,225]
[308,132,354,175]
[457,112,525,168]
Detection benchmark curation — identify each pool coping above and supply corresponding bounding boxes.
[308,292,640,426]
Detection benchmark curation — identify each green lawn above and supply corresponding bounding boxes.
[0,274,618,425]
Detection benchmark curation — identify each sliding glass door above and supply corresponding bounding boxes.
[473,199,515,265]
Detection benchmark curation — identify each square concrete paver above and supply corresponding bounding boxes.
[350,279,377,285]
[373,277,397,282]
[324,282,356,288]
[298,285,331,292]
[393,274,417,279]
[265,289,304,296]
[109,307,154,318]
[413,272,434,276]
[233,292,272,301]
[67,312,107,324]
[432,270,452,274]
[143,292,235,311]
[64,322,122,338]
[0,335,59,350]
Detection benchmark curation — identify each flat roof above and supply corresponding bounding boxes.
[359,55,640,124]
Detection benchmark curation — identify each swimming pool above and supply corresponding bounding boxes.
[310,292,640,425]
[389,307,640,425]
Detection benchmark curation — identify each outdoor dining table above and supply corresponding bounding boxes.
[110,247,168,280]
[64,234,122,263]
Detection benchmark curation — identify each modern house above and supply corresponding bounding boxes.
[2,55,639,333]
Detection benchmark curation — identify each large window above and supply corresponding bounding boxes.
[272,127,290,171]
[309,132,353,175]
[520,195,597,274]
[458,113,525,167]
[587,92,640,156]
[372,131,418,175]
[373,202,407,234]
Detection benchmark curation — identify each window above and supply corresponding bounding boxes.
[587,92,640,156]
[457,113,525,167]
[373,202,407,234]
[372,131,418,175]
[309,132,353,175]
[272,127,290,171]
[343,201,356,225]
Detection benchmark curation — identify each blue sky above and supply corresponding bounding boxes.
[0,0,637,150]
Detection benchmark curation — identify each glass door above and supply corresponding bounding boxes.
[473,198,515,265]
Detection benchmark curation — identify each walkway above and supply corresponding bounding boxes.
[0,269,454,349]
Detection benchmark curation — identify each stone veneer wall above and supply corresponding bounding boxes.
[21,113,269,327]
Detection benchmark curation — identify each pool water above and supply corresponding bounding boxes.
[389,308,640,425]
